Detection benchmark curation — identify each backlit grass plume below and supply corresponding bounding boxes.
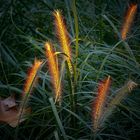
[121,3,137,40]
[53,10,73,74]
[19,59,42,118]
[100,80,138,129]
[92,79,137,133]
[92,76,111,131]
[45,42,61,102]
[23,59,42,98]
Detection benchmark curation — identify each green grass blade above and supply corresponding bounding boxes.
[49,97,68,140]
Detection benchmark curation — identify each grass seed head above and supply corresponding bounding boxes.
[93,76,111,131]
[45,42,61,102]
[53,10,71,59]
[53,10,73,75]
[23,59,42,97]
[121,3,137,40]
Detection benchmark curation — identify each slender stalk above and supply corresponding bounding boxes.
[72,0,79,60]
[72,0,79,86]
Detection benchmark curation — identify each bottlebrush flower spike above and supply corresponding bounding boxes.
[97,80,137,131]
[92,76,111,131]
[23,59,42,98]
[53,10,73,74]
[45,42,61,102]
[121,3,137,40]
[53,10,71,58]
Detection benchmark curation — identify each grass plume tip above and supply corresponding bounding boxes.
[121,3,137,40]
[92,76,111,132]
[53,10,73,74]
[23,59,42,98]
[45,42,61,102]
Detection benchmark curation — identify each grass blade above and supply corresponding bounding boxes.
[49,97,68,140]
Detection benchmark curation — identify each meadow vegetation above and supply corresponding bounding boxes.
[0,0,140,139]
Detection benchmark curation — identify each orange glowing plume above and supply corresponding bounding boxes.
[45,42,61,102]
[121,4,137,40]
[53,10,73,74]
[23,59,42,97]
[53,10,71,58]
[93,76,111,131]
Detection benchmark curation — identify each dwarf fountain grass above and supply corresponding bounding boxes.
[19,58,43,115]
[93,76,111,131]
[14,59,42,139]
[121,3,137,40]
[93,78,138,133]
[45,42,61,102]
[53,10,77,128]
[0,1,140,139]
[53,10,73,76]
[23,59,43,98]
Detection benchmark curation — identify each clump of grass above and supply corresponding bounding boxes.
[0,1,140,139]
